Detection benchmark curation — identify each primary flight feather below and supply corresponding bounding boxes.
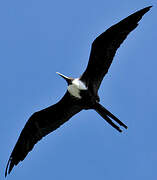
[5,6,152,177]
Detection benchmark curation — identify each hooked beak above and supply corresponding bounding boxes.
[56,72,73,84]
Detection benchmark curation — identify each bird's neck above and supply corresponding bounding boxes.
[67,78,87,99]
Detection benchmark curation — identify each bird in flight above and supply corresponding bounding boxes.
[5,6,152,177]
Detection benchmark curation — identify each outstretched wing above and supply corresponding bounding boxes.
[80,6,152,94]
[5,91,83,176]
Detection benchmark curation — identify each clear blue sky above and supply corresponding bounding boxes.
[1,0,156,179]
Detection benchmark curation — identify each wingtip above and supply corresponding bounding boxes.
[148,5,153,9]
[5,170,7,178]
[134,5,152,17]
[143,5,153,12]
[146,5,153,10]
[146,5,153,8]
[5,158,10,177]
[5,157,14,177]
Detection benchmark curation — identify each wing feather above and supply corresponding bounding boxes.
[81,6,152,94]
[5,91,83,176]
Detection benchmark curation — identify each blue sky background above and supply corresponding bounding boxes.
[1,0,156,179]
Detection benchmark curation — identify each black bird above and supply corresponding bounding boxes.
[5,6,151,176]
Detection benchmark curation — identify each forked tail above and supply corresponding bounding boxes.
[94,103,127,132]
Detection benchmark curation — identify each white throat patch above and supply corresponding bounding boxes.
[67,78,87,98]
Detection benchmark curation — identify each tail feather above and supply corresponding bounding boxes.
[94,103,127,132]
[99,105,128,129]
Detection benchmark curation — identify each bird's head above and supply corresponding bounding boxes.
[56,72,74,85]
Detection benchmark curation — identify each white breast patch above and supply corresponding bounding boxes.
[67,78,87,98]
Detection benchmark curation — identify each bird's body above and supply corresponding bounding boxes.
[67,78,87,99]
[5,6,152,177]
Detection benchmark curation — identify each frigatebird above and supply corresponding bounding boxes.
[5,6,151,176]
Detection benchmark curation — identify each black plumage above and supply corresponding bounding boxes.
[81,6,151,94]
[5,6,152,177]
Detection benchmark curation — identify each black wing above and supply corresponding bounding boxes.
[5,92,83,176]
[80,6,152,94]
